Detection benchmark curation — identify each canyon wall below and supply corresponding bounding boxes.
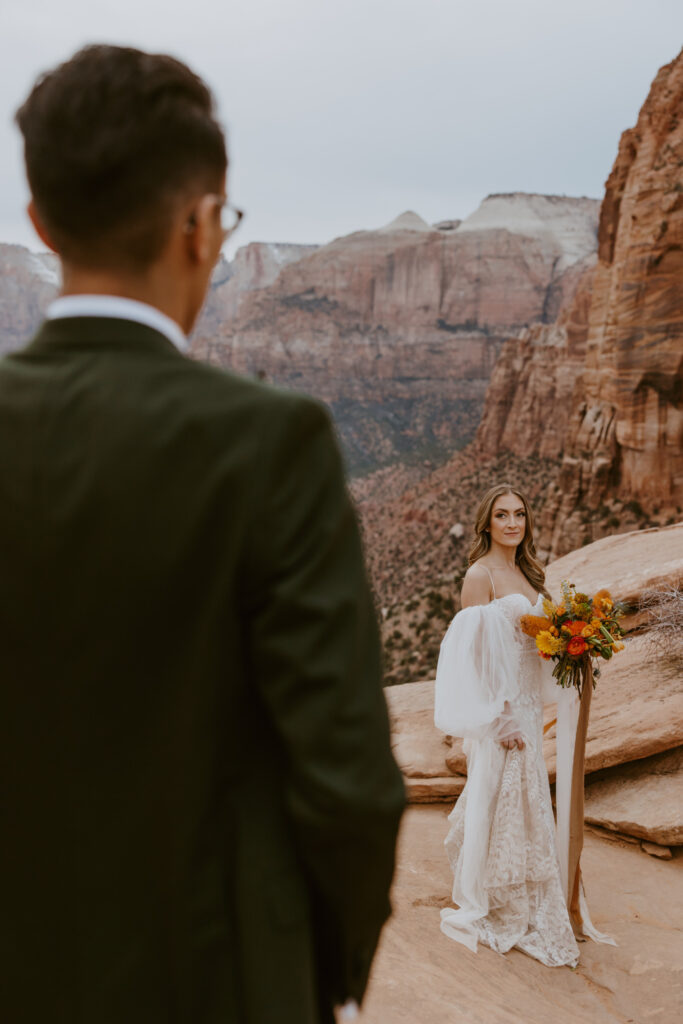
[475,264,595,463]
[193,195,599,473]
[557,48,683,524]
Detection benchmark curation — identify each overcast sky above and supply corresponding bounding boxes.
[2,0,682,256]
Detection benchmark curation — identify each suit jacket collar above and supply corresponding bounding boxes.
[23,316,187,359]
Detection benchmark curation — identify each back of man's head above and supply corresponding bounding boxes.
[16,44,228,272]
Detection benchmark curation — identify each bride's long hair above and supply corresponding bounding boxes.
[468,483,550,598]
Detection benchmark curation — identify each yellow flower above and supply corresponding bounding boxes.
[536,630,564,656]
[542,598,558,618]
[581,624,596,638]
[613,641,625,652]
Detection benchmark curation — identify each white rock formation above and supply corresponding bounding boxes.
[456,192,600,270]
[378,210,434,234]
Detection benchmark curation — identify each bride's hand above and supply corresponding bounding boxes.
[501,731,525,750]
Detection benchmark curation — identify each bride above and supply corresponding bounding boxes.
[434,484,580,967]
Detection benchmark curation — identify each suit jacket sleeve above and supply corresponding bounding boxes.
[244,393,405,1008]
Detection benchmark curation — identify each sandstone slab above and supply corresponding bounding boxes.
[444,737,466,776]
[361,806,683,1024]
[641,841,673,860]
[584,747,683,847]
[385,680,464,803]
[544,521,683,610]
[404,776,465,804]
[385,679,455,780]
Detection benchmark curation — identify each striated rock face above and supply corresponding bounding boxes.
[0,244,60,353]
[544,49,683,552]
[193,194,599,474]
[475,264,595,462]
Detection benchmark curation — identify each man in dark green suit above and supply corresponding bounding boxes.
[1,45,404,1023]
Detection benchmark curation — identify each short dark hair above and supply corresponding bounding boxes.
[16,44,228,270]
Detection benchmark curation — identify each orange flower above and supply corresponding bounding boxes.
[562,620,589,636]
[521,614,552,638]
[593,589,614,613]
[567,636,587,656]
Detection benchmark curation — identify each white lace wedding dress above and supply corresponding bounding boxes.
[434,592,580,968]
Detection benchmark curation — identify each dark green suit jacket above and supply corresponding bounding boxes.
[0,316,404,1023]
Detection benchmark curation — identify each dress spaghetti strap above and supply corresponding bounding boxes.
[482,564,496,600]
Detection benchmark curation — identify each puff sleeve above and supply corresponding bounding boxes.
[434,602,523,742]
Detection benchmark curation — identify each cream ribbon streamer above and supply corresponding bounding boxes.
[555,669,616,945]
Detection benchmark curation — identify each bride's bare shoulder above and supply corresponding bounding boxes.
[461,562,493,608]
[463,562,489,584]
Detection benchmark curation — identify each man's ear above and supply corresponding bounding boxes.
[27,200,60,254]
[182,194,220,266]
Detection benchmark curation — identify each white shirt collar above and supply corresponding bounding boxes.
[46,295,188,352]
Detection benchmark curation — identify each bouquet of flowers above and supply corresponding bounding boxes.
[520,581,625,693]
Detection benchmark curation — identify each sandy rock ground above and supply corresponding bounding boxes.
[359,806,683,1024]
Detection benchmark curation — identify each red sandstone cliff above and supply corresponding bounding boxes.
[475,264,595,463]
[560,49,683,520]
